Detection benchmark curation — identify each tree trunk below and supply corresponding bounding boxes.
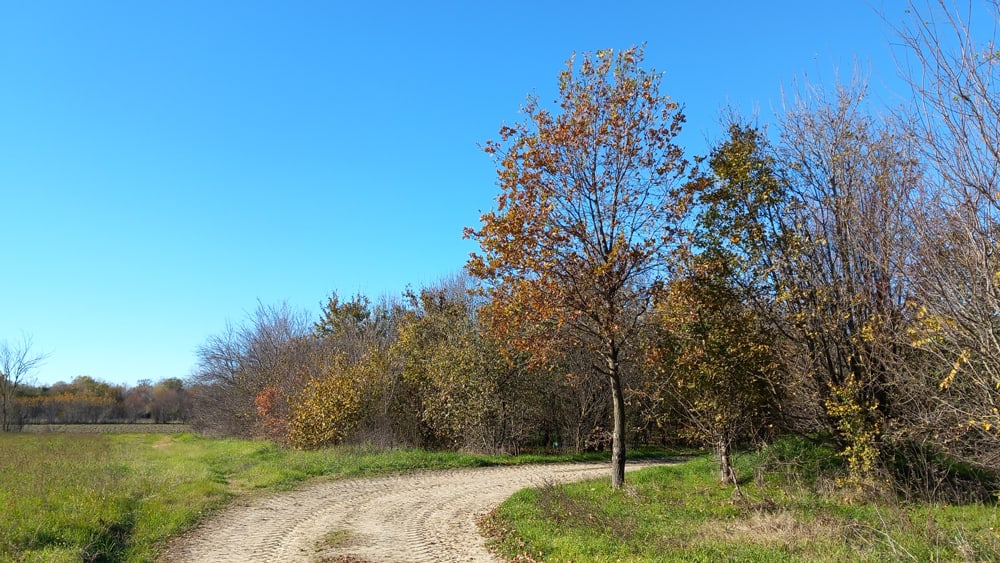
[609,368,626,489]
[717,439,735,485]
[0,388,10,432]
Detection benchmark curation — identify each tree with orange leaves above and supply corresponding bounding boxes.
[466,46,695,488]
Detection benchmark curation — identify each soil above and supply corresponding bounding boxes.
[159,461,657,562]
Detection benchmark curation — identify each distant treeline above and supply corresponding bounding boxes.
[14,376,191,426]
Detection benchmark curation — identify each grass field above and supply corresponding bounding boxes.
[0,433,635,562]
[13,431,990,562]
[483,441,1000,562]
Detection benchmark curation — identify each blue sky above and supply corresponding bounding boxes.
[1,1,915,386]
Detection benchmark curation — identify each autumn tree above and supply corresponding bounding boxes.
[55,376,125,423]
[150,377,188,423]
[294,292,413,448]
[395,275,547,453]
[784,86,921,481]
[760,83,923,484]
[693,87,922,487]
[286,352,366,449]
[648,255,783,485]
[894,0,1000,471]
[466,46,694,487]
[124,380,154,422]
[688,121,819,437]
[0,336,48,431]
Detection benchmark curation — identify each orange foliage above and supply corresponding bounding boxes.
[254,385,286,440]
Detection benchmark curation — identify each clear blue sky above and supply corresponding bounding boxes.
[1,1,914,387]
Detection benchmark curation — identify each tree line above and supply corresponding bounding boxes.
[11,376,192,426]
[189,287,614,454]
[1,336,196,428]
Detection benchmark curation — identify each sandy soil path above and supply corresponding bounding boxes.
[159,461,659,563]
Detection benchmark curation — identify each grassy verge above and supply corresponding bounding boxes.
[0,433,660,562]
[482,441,1000,562]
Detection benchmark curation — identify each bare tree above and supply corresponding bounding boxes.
[774,80,924,482]
[894,0,1000,470]
[0,335,49,431]
[189,301,313,437]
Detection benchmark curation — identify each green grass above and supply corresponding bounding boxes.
[483,443,1000,562]
[0,433,654,562]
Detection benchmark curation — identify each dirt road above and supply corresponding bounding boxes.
[160,461,657,562]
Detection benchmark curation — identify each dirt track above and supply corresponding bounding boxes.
[160,461,658,562]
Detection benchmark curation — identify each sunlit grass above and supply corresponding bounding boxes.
[0,432,657,562]
[484,449,1000,562]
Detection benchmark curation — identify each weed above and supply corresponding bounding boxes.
[316,529,355,549]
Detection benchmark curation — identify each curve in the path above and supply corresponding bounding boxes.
[159,461,659,563]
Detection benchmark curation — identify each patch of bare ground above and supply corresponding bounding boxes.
[160,461,661,563]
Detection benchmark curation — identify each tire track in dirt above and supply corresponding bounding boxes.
[159,461,661,562]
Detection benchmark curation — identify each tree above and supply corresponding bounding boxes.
[189,302,312,437]
[151,378,187,423]
[0,335,48,431]
[314,292,415,446]
[293,292,413,448]
[466,46,694,487]
[776,83,922,484]
[746,82,921,485]
[286,352,366,449]
[395,275,546,453]
[648,255,783,485]
[692,84,922,486]
[124,380,154,422]
[894,0,1000,471]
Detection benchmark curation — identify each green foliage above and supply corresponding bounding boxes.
[748,435,843,490]
[314,292,374,339]
[696,122,787,295]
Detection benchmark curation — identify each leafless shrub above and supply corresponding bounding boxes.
[0,335,48,431]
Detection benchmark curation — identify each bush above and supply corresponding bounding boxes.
[882,440,1000,504]
[749,435,843,490]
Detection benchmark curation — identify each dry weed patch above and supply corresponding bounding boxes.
[698,509,841,546]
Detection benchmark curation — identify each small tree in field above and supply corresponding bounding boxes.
[648,255,783,485]
[0,336,48,431]
[466,46,694,488]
